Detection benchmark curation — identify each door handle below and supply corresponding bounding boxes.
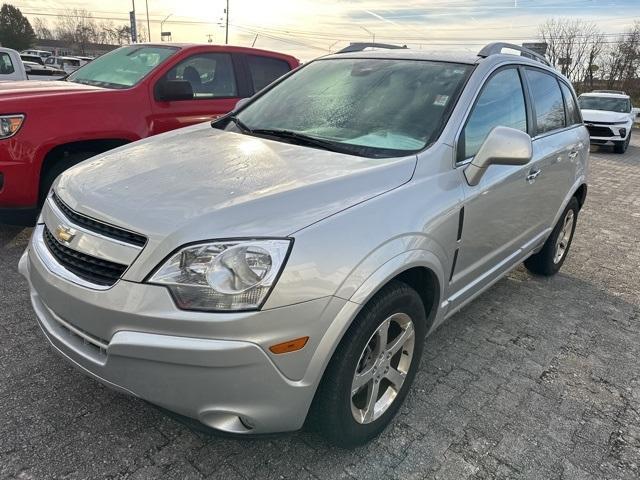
[526,169,541,183]
[568,150,579,159]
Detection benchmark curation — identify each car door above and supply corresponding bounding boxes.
[148,52,243,135]
[523,68,578,230]
[448,66,540,310]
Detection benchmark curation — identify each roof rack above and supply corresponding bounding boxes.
[478,42,551,67]
[337,42,408,54]
[592,89,626,95]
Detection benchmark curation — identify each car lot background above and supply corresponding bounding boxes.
[1,137,639,480]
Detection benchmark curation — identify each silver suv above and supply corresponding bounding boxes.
[20,43,589,447]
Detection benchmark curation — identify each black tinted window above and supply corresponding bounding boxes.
[166,53,237,98]
[526,69,565,134]
[0,53,14,74]
[246,55,290,92]
[560,83,581,125]
[460,68,527,160]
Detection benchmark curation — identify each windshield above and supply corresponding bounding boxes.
[21,55,43,65]
[578,96,631,113]
[67,45,178,89]
[231,58,472,157]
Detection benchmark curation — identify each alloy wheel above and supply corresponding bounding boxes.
[350,312,415,424]
[554,209,575,264]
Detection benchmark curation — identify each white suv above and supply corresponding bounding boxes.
[578,91,634,153]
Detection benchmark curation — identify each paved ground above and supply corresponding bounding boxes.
[1,138,639,480]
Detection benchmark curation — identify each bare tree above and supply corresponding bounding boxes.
[599,22,640,90]
[539,19,602,83]
[32,17,52,39]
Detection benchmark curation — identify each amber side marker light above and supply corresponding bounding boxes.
[269,336,309,354]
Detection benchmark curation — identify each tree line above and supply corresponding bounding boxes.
[0,3,146,54]
[539,18,640,99]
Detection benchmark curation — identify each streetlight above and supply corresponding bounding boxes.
[359,25,375,44]
[161,13,172,41]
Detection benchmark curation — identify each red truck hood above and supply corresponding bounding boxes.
[0,80,103,97]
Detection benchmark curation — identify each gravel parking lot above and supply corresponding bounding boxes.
[1,138,639,480]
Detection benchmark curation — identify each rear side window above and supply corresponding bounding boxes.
[166,53,238,98]
[526,69,566,134]
[560,82,582,126]
[0,53,14,75]
[459,68,527,160]
[246,55,291,92]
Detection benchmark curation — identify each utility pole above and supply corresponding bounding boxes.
[225,0,229,44]
[130,0,138,43]
[145,0,151,42]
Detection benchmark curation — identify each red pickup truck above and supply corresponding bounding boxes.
[0,43,299,224]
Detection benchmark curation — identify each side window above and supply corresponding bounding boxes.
[246,55,291,92]
[559,82,582,126]
[459,68,527,160]
[0,53,14,75]
[165,53,237,99]
[526,69,566,134]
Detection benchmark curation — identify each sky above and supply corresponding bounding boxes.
[13,0,640,61]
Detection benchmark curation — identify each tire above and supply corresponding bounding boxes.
[524,197,579,276]
[614,131,630,154]
[309,281,427,448]
[39,151,97,205]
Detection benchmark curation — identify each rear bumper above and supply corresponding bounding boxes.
[19,237,345,434]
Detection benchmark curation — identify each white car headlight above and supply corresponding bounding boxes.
[148,239,292,311]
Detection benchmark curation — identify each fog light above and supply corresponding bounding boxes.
[620,128,627,138]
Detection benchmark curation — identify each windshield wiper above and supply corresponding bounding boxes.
[250,129,355,154]
[227,116,253,133]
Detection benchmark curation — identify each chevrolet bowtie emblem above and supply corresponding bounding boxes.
[54,225,76,244]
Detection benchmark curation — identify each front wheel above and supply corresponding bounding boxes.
[309,281,426,448]
[524,197,579,276]
[614,132,630,154]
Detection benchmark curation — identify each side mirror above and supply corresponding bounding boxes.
[464,126,532,186]
[235,97,250,110]
[156,80,194,102]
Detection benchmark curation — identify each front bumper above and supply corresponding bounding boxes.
[586,122,632,144]
[20,237,347,434]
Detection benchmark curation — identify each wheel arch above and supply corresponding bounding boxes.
[574,183,587,210]
[301,252,445,392]
[39,138,132,199]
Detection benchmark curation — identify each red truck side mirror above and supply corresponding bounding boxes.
[155,80,194,102]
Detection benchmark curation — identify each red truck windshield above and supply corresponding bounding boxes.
[67,45,178,89]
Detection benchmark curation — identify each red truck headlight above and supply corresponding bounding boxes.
[0,115,24,139]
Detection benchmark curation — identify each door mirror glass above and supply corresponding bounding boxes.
[464,126,532,186]
[156,79,194,101]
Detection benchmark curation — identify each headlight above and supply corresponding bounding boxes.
[24,64,31,72]
[148,239,292,311]
[0,115,24,139]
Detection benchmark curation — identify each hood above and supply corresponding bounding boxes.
[56,123,416,245]
[0,80,102,98]
[581,109,632,124]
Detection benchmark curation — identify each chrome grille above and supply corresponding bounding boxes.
[43,226,127,286]
[51,193,147,247]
